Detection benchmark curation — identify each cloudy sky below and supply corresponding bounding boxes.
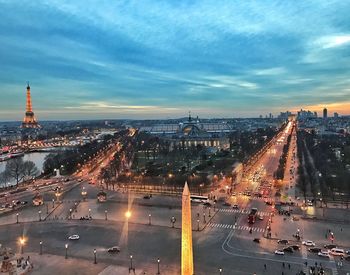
[1,0,350,120]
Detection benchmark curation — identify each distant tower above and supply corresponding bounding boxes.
[181,182,194,275]
[323,108,328,119]
[22,82,40,128]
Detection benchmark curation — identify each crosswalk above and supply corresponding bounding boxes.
[207,222,265,232]
[218,208,271,216]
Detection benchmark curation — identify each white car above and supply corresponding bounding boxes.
[275,250,285,255]
[68,234,80,240]
[302,240,315,246]
[318,251,330,258]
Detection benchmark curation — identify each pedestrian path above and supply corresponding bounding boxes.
[207,222,265,232]
[218,208,270,216]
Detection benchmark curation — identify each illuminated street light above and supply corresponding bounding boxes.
[129,255,135,272]
[16,213,19,223]
[93,249,97,264]
[157,258,160,275]
[65,244,68,259]
[19,237,25,254]
[149,214,152,225]
[39,241,43,255]
[105,210,108,220]
[38,210,42,221]
[219,267,223,274]
[125,211,131,219]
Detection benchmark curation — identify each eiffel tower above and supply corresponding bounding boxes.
[22,82,40,128]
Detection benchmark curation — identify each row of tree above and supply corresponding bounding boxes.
[0,158,38,187]
[274,134,292,180]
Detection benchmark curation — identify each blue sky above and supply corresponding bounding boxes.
[1,0,350,120]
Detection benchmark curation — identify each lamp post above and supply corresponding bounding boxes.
[219,267,223,274]
[69,209,72,219]
[93,249,97,264]
[149,214,152,225]
[203,212,206,223]
[16,213,19,224]
[74,202,78,212]
[65,244,68,259]
[197,219,200,231]
[129,255,135,272]
[88,208,91,218]
[157,258,160,275]
[105,210,108,220]
[38,210,42,221]
[39,241,43,255]
[46,203,49,214]
[19,237,25,254]
[209,207,211,217]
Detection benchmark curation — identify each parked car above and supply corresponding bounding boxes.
[143,195,151,199]
[277,239,289,245]
[68,235,80,240]
[253,238,260,243]
[308,247,322,253]
[318,251,330,258]
[290,245,300,251]
[302,240,315,246]
[283,247,294,253]
[107,246,121,253]
[274,250,285,255]
[330,248,344,256]
[324,244,337,249]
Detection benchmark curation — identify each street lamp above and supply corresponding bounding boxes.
[129,255,135,272]
[157,258,160,275]
[197,219,200,231]
[16,213,19,224]
[19,237,25,254]
[125,211,131,219]
[39,241,43,255]
[65,244,68,259]
[93,249,97,264]
[46,203,49,214]
[219,267,223,274]
[38,210,42,221]
[209,207,211,217]
[88,208,91,218]
[105,210,108,220]
[149,214,152,225]
[203,212,206,223]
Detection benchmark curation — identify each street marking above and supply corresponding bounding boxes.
[218,208,270,216]
[208,223,265,232]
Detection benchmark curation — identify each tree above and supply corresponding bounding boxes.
[0,171,11,187]
[4,158,25,186]
[23,160,39,180]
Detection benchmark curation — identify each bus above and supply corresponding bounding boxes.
[190,195,209,203]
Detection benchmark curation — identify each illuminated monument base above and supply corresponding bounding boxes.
[181,182,194,275]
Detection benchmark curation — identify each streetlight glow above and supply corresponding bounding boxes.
[125,211,131,219]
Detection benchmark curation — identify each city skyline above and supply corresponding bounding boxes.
[1,1,350,120]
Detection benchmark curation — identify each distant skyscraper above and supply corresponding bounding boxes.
[334,112,339,118]
[22,83,40,128]
[323,108,328,119]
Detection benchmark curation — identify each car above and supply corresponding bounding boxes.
[223,202,231,206]
[203,202,212,207]
[258,215,264,221]
[283,247,294,253]
[324,244,337,249]
[274,250,285,255]
[330,248,344,256]
[302,240,315,246]
[0,208,5,211]
[232,204,239,209]
[143,195,151,199]
[318,251,330,258]
[290,245,300,251]
[21,201,28,205]
[346,250,350,255]
[277,239,289,245]
[253,238,260,243]
[308,247,322,253]
[107,246,121,253]
[68,235,80,240]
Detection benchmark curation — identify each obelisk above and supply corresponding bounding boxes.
[181,182,194,275]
